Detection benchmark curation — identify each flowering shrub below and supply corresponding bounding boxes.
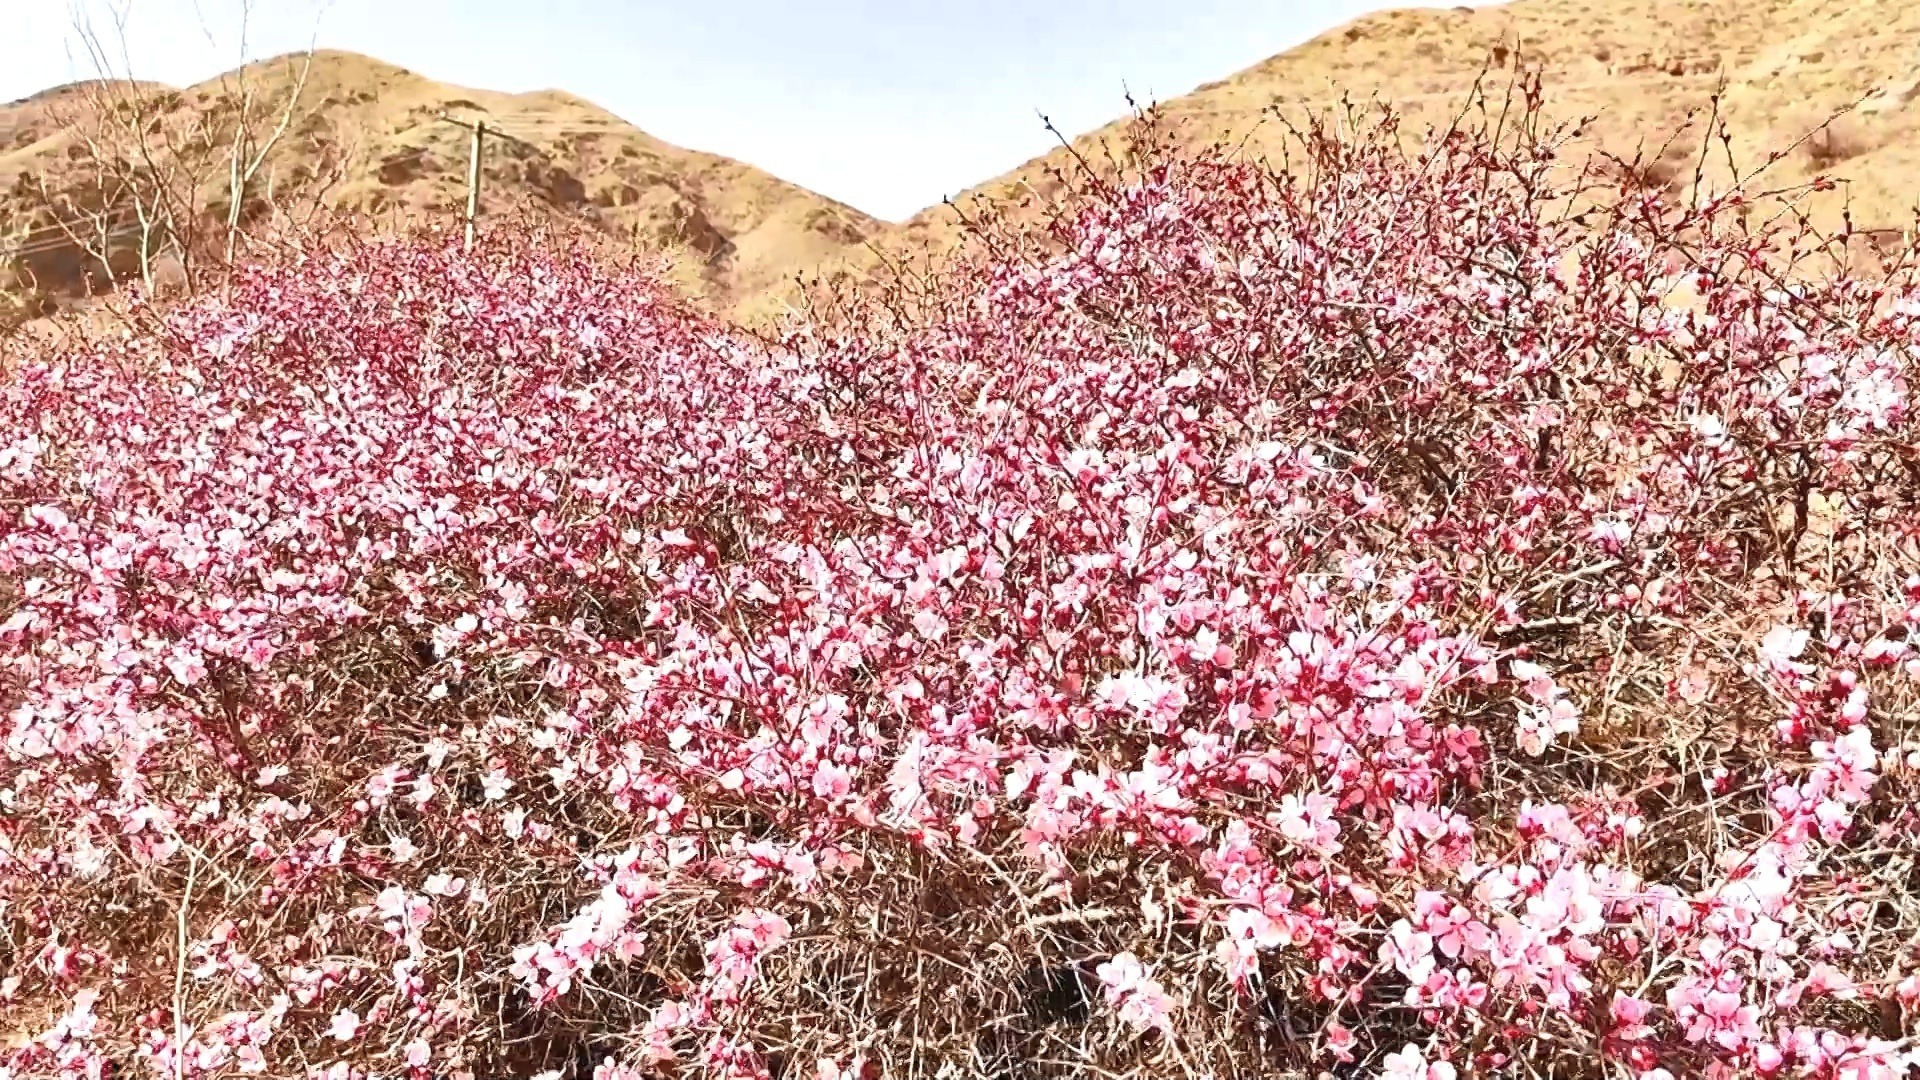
[5,103,1920,1080]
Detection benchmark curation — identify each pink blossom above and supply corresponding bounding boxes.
[1380,1043,1456,1080]
[1760,626,1812,671]
[326,1009,359,1042]
[1096,952,1177,1034]
[4,101,1917,1080]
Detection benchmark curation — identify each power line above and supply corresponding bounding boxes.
[1,220,141,257]
[3,216,116,248]
[0,192,153,256]
[0,222,144,262]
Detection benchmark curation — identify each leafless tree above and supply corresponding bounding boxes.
[28,0,331,298]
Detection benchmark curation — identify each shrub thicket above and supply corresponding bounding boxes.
[5,103,1919,1080]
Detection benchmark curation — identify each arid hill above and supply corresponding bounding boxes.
[852,0,1920,289]
[1,51,882,322]
[5,0,1920,329]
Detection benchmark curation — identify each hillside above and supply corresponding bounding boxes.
[858,0,1920,285]
[1,51,882,321]
[6,0,1920,327]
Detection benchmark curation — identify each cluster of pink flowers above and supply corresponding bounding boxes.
[4,105,1919,1079]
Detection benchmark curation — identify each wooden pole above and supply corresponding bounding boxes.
[463,120,485,252]
[441,113,531,250]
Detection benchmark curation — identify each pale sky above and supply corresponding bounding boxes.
[3,0,1473,221]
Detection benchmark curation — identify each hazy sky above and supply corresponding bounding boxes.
[4,0,1457,220]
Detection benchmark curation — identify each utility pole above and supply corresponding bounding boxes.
[438,113,539,252]
[464,120,484,252]
[440,114,488,252]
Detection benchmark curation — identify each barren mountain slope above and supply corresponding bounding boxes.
[1,82,141,151]
[10,0,1920,329]
[843,0,1920,292]
[1,51,881,319]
